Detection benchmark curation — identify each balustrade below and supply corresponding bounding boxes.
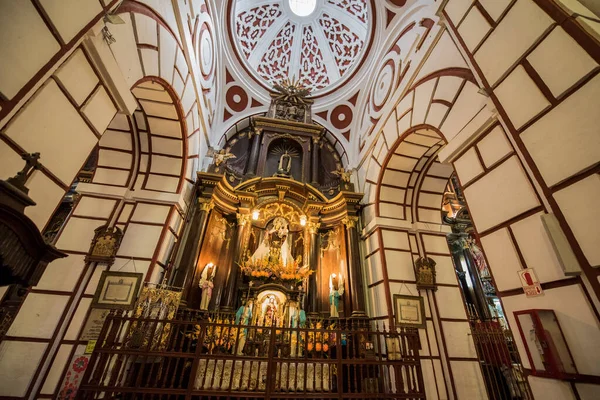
[79,310,425,399]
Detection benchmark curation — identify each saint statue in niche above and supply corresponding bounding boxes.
[277,151,292,177]
[199,263,216,310]
[259,295,280,327]
[329,273,344,318]
[250,217,294,266]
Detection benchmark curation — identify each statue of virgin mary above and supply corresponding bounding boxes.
[250,217,294,266]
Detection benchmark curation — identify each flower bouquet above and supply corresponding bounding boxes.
[239,253,313,285]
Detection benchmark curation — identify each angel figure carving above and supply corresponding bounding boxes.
[332,167,353,183]
[208,147,236,167]
[199,263,216,310]
[329,273,344,318]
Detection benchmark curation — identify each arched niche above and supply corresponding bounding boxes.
[265,137,304,180]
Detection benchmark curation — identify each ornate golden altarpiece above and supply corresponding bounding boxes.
[168,81,367,323]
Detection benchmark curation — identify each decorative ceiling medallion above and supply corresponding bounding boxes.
[199,23,214,78]
[232,0,372,94]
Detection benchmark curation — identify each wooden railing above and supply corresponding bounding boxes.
[78,310,425,399]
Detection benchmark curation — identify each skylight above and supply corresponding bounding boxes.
[289,0,317,17]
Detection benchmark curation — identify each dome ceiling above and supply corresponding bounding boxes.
[231,0,372,94]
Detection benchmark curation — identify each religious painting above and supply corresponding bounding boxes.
[91,271,143,310]
[393,294,426,329]
[57,354,90,400]
[80,308,110,340]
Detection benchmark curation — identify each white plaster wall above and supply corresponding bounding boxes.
[502,285,600,375]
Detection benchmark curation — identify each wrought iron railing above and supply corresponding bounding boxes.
[470,319,534,400]
[78,310,425,399]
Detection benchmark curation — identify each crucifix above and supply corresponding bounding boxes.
[7,152,41,193]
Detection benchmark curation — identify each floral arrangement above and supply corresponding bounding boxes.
[239,254,273,280]
[239,253,313,283]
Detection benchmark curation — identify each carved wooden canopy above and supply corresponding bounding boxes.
[197,172,363,228]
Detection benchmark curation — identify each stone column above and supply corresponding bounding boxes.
[306,221,320,317]
[221,213,251,311]
[246,128,262,176]
[176,198,213,307]
[311,136,320,185]
[343,216,367,318]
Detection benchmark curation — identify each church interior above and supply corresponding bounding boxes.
[0,0,599,399]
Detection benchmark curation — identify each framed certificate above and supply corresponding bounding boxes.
[393,294,426,328]
[92,271,143,310]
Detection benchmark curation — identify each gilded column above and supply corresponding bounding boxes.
[306,221,321,317]
[311,136,320,185]
[221,212,251,311]
[177,198,214,307]
[343,216,367,318]
[246,127,263,176]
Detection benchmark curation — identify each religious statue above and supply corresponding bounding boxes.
[235,299,253,355]
[331,167,353,183]
[287,299,307,357]
[329,273,344,318]
[465,236,490,278]
[277,152,292,177]
[208,147,236,167]
[250,217,294,267]
[415,257,437,291]
[259,295,280,327]
[199,263,216,310]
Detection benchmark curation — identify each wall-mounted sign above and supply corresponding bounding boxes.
[80,308,110,341]
[518,268,543,297]
[85,340,97,354]
[393,294,426,328]
[92,271,143,309]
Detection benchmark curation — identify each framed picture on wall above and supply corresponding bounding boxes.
[92,271,143,310]
[393,294,426,328]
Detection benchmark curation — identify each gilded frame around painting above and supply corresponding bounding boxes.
[393,294,426,329]
[92,271,143,310]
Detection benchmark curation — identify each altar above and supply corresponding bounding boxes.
[158,80,370,394]
[74,81,426,400]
